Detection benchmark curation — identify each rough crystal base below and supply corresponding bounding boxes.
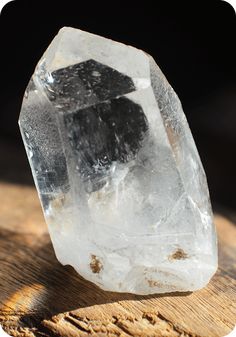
[19,27,217,294]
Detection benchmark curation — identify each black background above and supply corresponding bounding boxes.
[0,0,235,210]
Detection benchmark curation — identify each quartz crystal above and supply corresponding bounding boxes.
[19,27,217,294]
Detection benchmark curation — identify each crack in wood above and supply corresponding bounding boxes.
[64,315,90,333]
[156,312,202,337]
[111,318,134,336]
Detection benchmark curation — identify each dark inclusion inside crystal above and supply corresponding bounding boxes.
[48,60,148,192]
[49,59,135,109]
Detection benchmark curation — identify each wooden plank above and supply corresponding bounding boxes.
[0,181,235,337]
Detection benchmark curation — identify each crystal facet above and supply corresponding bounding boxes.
[19,27,217,294]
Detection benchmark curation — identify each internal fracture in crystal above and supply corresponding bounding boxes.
[19,27,217,294]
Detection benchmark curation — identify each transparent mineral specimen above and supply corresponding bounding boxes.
[19,27,217,294]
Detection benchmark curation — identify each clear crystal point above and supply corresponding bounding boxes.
[19,27,217,294]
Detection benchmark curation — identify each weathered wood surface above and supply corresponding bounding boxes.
[0,181,235,337]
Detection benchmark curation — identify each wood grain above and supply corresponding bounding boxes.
[0,181,235,337]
